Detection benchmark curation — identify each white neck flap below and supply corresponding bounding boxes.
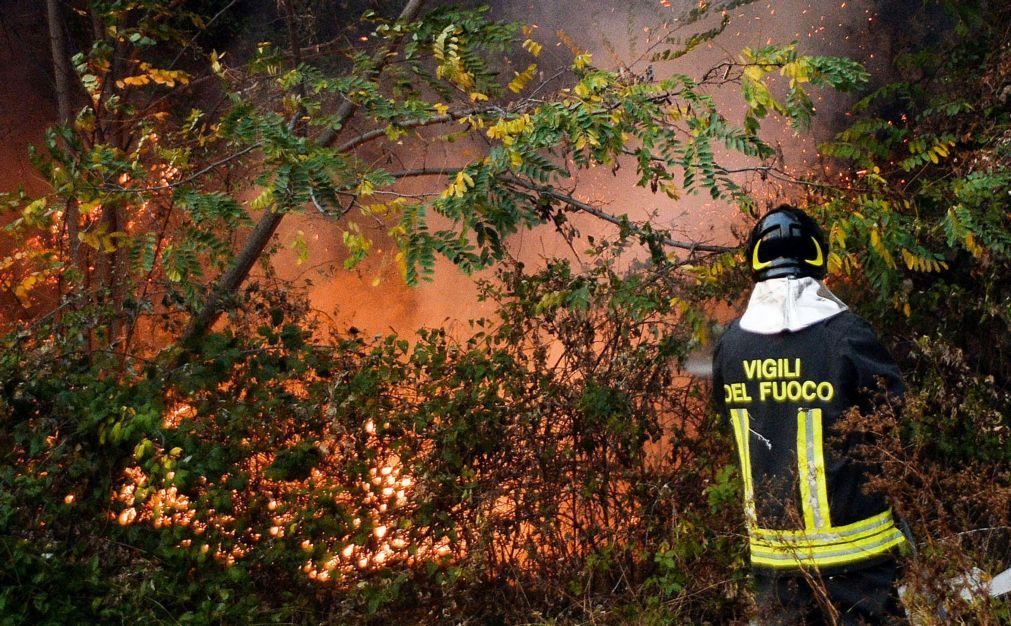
[739,276,848,334]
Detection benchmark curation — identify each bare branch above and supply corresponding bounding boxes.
[46,0,82,279]
[315,0,426,150]
[386,167,464,179]
[381,166,736,253]
[168,0,240,69]
[336,105,499,153]
[503,177,735,253]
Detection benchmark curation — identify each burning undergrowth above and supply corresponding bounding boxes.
[2,240,748,623]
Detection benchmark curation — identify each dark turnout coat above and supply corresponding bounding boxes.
[712,310,906,573]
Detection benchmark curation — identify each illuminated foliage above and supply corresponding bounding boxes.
[813,2,1011,377]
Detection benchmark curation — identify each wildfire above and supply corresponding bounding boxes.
[108,399,456,585]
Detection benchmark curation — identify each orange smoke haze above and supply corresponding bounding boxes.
[259,0,896,335]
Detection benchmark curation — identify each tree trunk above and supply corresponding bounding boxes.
[46,0,81,270]
[46,0,71,124]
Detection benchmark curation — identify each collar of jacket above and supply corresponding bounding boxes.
[739,276,848,334]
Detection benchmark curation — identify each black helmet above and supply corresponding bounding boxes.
[746,205,828,282]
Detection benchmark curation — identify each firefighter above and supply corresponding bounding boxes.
[712,205,907,624]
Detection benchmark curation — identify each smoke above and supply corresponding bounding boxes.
[289,0,907,334]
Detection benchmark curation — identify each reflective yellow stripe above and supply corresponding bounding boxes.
[753,509,896,544]
[752,524,903,555]
[750,521,906,569]
[730,408,756,526]
[752,530,904,562]
[796,408,831,530]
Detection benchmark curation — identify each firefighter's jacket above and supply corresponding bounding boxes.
[712,277,906,572]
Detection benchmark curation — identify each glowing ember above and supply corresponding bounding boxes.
[118,507,138,525]
[163,403,196,428]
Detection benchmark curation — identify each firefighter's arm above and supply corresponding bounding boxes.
[842,316,905,408]
[711,338,729,430]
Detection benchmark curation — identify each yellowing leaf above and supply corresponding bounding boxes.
[21,199,48,227]
[459,115,484,129]
[535,290,566,313]
[78,227,125,253]
[901,249,916,270]
[148,68,190,86]
[394,250,408,280]
[669,297,690,315]
[119,75,150,87]
[743,65,765,82]
[964,232,984,258]
[289,230,309,266]
[341,224,373,269]
[432,102,449,115]
[357,179,376,197]
[250,188,274,211]
[384,124,407,141]
[781,61,811,86]
[441,170,475,199]
[210,50,224,75]
[433,25,457,64]
[486,114,531,145]
[572,53,592,70]
[102,231,126,253]
[660,182,680,200]
[522,39,543,57]
[828,251,843,274]
[14,274,40,307]
[507,64,538,94]
[868,228,896,269]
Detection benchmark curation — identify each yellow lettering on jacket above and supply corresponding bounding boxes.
[728,359,835,405]
[758,380,835,403]
[724,382,754,403]
[743,358,801,380]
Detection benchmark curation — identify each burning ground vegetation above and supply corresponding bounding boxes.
[3,255,754,623]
